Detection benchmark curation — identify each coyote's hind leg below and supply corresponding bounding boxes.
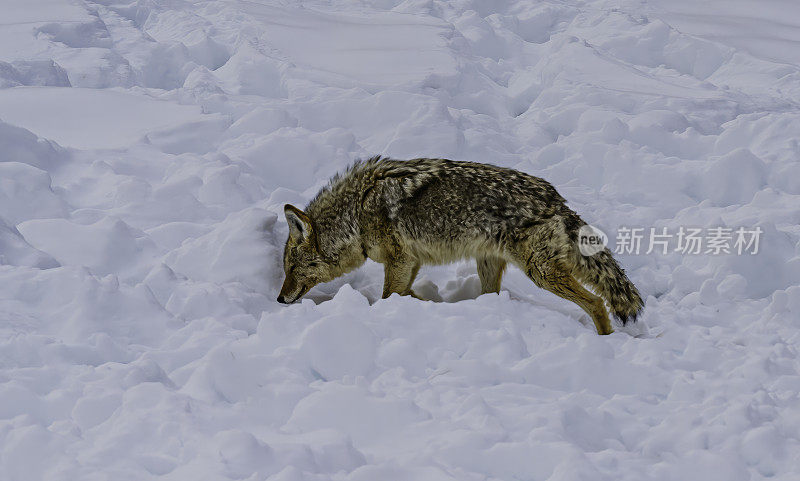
[477,255,506,294]
[523,260,614,335]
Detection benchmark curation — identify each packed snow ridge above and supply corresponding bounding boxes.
[1,0,799,480]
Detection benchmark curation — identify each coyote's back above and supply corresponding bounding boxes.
[279,157,643,335]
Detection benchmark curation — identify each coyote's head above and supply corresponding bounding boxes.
[278,204,334,304]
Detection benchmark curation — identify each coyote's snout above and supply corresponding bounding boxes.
[278,157,643,335]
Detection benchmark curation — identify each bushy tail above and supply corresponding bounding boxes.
[567,226,643,324]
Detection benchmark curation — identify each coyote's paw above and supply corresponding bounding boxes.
[403,290,425,301]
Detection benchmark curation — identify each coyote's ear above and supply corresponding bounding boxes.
[284,204,313,242]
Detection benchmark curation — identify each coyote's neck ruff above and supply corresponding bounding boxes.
[278,156,643,335]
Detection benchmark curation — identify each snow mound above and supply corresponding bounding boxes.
[0,60,70,88]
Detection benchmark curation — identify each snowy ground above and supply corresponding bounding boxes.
[1,0,800,479]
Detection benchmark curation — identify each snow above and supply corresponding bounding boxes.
[0,87,204,149]
[647,0,800,66]
[241,3,458,88]
[1,0,800,480]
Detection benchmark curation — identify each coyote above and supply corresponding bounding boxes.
[278,157,642,334]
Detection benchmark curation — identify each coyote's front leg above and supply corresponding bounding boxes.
[381,256,421,299]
